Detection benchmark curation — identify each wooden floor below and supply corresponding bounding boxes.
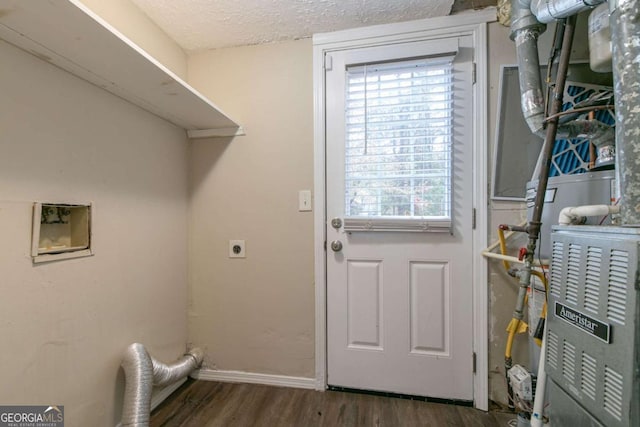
[151,380,515,427]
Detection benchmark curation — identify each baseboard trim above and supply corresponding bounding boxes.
[116,377,188,427]
[115,378,188,427]
[192,368,315,390]
[151,377,188,411]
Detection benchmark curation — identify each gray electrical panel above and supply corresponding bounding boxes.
[547,225,640,427]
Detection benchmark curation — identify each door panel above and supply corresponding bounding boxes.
[326,35,475,400]
[347,260,383,349]
[409,261,449,355]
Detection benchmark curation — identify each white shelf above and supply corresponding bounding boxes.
[0,0,243,138]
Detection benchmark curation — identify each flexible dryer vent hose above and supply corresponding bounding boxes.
[121,343,204,427]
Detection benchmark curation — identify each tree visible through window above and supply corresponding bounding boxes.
[344,56,453,220]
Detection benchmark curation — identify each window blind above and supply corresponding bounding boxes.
[343,56,455,232]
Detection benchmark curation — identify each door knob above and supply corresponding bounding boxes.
[330,240,343,252]
[331,217,342,229]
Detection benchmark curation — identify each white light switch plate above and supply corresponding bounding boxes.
[299,190,312,211]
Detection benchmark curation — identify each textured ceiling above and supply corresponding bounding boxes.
[129,0,457,52]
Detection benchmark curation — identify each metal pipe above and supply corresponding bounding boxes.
[516,13,577,352]
[483,222,528,253]
[121,343,204,427]
[531,0,606,23]
[522,16,576,427]
[610,0,640,225]
[510,0,547,136]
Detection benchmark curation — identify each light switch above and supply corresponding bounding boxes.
[299,190,312,212]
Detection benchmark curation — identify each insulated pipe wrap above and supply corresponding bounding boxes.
[121,343,204,427]
[611,0,640,224]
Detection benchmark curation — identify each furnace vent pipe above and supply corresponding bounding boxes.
[556,119,613,144]
[510,0,548,136]
[531,0,606,23]
[510,0,616,140]
[558,204,620,225]
[611,0,640,225]
[121,343,204,427]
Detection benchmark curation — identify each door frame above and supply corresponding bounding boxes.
[312,8,495,410]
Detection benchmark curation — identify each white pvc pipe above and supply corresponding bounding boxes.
[531,327,548,427]
[558,204,620,225]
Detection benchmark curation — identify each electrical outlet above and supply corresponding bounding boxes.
[229,240,246,258]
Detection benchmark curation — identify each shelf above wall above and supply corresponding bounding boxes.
[0,0,243,139]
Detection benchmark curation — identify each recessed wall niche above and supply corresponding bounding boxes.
[31,202,93,263]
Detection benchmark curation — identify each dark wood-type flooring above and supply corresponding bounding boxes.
[151,379,516,427]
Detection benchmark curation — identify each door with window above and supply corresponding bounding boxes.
[326,36,475,400]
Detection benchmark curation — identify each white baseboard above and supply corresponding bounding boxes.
[192,368,316,390]
[151,377,188,411]
[115,378,188,427]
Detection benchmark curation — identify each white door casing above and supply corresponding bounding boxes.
[312,10,493,409]
[326,36,474,400]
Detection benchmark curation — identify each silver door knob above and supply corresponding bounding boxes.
[330,240,343,252]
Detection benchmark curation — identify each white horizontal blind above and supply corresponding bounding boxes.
[344,56,454,230]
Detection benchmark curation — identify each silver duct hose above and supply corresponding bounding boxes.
[121,344,153,427]
[121,343,204,427]
[531,0,606,23]
[610,0,640,224]
[510,0,547,136]
[152,348,204,386]
[530,119,614,176]
[557,118,614,145]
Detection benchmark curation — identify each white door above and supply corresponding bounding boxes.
[326,36,475,400]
